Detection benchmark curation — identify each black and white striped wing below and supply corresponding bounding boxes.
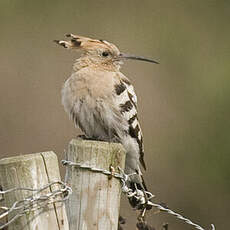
[114,76,146,170]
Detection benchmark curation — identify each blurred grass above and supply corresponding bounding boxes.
[0,0,229,229]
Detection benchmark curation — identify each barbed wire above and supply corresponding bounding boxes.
[62,159,215,230]
[0,160,216,230]
[0,181,72,230]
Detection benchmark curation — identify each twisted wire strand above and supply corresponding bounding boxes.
[62,160,215,230]
[0,181,72,230]
[0,160,216,230]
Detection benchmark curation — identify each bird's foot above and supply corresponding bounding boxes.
[77,135,97,141]
[77,135,119,143]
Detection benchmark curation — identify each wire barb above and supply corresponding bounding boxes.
[62,160,216,230]
[0,181,72,230]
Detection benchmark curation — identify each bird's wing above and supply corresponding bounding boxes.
[114,74,146,170]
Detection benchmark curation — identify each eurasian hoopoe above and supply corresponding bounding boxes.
[54,34,158,209]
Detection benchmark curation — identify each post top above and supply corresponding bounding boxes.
[68,138,126,170]
[70,138,125,152]
[0,151,56,165]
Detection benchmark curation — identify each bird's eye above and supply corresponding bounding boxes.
[102,51,109,57]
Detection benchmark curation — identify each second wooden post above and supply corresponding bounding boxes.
[64,139,126,230]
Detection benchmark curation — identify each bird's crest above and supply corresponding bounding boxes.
[54,34,120,55]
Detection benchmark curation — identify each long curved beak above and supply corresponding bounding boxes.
[119,53,159,64]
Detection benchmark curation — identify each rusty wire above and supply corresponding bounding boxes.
[62,159,215,230]
[0,181,72,230]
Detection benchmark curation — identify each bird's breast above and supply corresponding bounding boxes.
[62,68,121,116]
[61,68,127,140]
[75,69,116,97]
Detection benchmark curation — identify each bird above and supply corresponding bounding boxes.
[54,34,158,209]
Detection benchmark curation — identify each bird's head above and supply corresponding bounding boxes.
[54,34,158,70]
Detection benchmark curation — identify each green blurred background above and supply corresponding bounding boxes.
[0,0,229,229]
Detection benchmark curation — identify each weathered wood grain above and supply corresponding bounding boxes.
[0,151,69,230]
[65,139,126,230]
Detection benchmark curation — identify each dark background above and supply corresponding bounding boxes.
[0,0,229,229]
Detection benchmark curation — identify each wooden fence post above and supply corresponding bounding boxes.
[0,151,69,230]
[64,139,126,230]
